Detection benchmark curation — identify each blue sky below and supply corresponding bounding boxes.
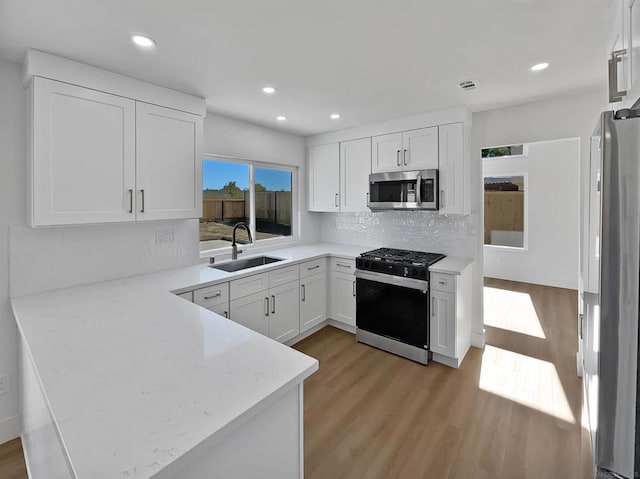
[203,160,291,191]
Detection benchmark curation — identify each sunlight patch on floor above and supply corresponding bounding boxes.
[484,286,546,338]
[479,345,575,423]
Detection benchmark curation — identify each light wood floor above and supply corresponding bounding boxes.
[294,278,591,479]
[0,438,27,479]
[0,278,590,479]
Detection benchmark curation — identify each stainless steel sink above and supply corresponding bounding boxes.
[209,256,283,272]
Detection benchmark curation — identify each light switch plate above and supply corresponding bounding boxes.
[0,375,9,395]
[155,230,175,245]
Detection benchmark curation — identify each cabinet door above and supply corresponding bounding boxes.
[340,138,371,212]
[430,290,456,357]
[438,122,467,215]
[208,303,230,320]
[330,271,356,327]
[371,133,402,173]
[268,281,300,343]
[31,77,136,226]
[300,273,327,332]
[402,127,438,171]
[135,102,202,221]
[308,143,340,212]
[230,291,269,335]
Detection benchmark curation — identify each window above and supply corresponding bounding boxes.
[200,157,295,252]
[484,175,526,248]
[482,144,524,158]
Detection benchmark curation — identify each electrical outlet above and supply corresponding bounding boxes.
[155,230,175,245]
[0,375,10,395]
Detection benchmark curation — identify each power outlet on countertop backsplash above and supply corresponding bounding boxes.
[0,375,10,395]
[155,230,175,246]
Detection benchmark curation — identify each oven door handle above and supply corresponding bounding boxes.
[355,270,429,291]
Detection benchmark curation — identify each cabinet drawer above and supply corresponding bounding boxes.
[176,291,193,302]
[269,265,300,288]
[330,257,355,274]
[430,273,455,293]
[230,273,269,300]
[299,258,327,279]
[194,283,229,308]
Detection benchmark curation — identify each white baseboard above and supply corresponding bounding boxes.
[471,329,485,348]
[326,319,355,334]
[0,414,21,445]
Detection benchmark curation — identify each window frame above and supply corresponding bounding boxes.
[199,154,299,258]
[483,172,529,252]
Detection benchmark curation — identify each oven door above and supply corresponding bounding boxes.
[355,270,429,349]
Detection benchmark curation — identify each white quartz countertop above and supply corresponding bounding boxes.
[10,242,370,479]
[429,256,474,275]
[11,242,470,479]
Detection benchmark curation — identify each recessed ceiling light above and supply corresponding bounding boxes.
[262,86,276,94]
[330,113,341,119]
[530,62,550,72]
[132,34,157,49]
[277,116,287,121]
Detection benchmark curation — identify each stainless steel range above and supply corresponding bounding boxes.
[355,247,445,365]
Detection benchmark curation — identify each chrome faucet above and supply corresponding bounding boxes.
[231,222,253,260]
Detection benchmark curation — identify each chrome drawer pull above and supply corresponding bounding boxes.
[204,292,222,300]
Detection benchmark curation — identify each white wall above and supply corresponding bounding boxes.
[483,138,580,289]
[473,88,608,291]
[0,58,311,443]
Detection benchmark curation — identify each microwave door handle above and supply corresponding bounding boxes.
[416,175,422,205]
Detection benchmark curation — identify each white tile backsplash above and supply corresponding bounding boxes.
[320,211,477,257]
[9,219,200,297]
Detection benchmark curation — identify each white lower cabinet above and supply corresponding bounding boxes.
[330,271,356,327]
[429,268,472,367]
[229,267,300,342]
[300,273,327,333]
[328,258,356,327]
[430,290,455,356]
[230,291,269,335]
[268,281,300,343]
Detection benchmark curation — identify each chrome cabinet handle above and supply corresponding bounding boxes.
[440,190,445,208]
[224,311,228,318]
[438,280,446,285]
[396,150,401,166]
[353,280,356,297]
[366,192,370,207]
[264,297,269,316]
[403,149,408,166]
[336,263,351,268]
[301,284,306,301]
[271,295,276,314]
[609,49,627,103]
[335,193,339,208]
[140,189,145,213]
[307,265,320,270]
[204,292,222,300]
[128,189,133,213]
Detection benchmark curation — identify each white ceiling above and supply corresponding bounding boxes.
[0,0,607,136]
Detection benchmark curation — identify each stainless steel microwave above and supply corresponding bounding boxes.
[368,169,439,210]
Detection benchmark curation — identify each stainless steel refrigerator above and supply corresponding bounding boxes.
[581,109,640,478]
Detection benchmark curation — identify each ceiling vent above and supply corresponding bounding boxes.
[458,79,478,91]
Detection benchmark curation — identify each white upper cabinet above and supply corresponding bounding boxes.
[308,140,371,213]
[340,138,371,212]
[25,52,205,227]
[308,143,340,212]
[371,127,437,173]
[30,77,137,226]
[371,133,403,173]
[135,103,202,221]
[607,0,640,105]
[402,127,439,170]
[438,123,469,216]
